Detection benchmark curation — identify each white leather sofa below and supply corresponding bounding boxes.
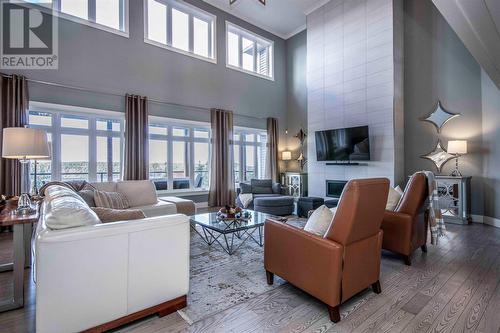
[35,185,190,333]
[91,180,177,217]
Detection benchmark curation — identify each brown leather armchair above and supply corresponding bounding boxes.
[381,173,428,265]
[264,178,389,322]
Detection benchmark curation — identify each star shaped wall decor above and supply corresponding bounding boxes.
[421,140,454,172]
[420,101,460,133]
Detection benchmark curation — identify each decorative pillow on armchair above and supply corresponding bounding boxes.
[386,186,403,211]
[239,183,252,194]
[94,190,130,209]
[251,179,273,194]
[304,205,335,236]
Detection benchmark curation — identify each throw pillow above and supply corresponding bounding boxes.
[45,194,101,230]
[386,186,403,211]
[91,207,145,223]
[239,183,252,194]
[251,179,273,194]
[304,205,334,236]
[94,190,130,209]
[78,189,96,207]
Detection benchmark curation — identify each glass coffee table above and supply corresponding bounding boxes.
[190,210,277,255]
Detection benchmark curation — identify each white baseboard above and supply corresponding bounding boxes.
[470,214,500,228]
[484,216,500,228]
[471,214,484,223]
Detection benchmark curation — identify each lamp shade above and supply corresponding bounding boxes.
[2,127,50,160]
[447,140,467,154]
[282,151,292,161]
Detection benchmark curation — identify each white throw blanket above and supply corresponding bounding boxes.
[420,171,446,245]
[238,193,253,208]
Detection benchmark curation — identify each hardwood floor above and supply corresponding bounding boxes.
[0,223,499,332]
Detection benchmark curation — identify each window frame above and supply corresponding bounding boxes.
[233,127,267,183]
[148,116,211,192]
[28,102,125,184]
[143,0,217,64]
[19,0,130,37]
[225,21,274,81]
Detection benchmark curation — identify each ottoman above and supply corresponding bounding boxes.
[253,196,294,216]
[159,196,196,215]
[325,198,339,208]
[297,197,325,217]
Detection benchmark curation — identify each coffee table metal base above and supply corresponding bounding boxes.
[191,224,263,255]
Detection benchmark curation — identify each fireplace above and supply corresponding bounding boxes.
[326,180,348,198]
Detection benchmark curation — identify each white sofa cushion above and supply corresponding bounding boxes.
[44,186,101,230]
[304,205,334,236]
[117,180,158,207]
[132,201,177,218]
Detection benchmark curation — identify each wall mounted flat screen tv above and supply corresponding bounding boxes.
[315,126,370,161]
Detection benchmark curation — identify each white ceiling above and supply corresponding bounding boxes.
[203,0,330,39]
[432,0,500,89]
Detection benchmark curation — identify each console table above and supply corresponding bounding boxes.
[0,201,39,312]
[435,176,471,225]
[281,172,308,198]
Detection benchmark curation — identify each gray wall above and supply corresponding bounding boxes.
[404,0,484,215]
[284,29,307,173]
[482,70,500,219]
[4,0,287,134]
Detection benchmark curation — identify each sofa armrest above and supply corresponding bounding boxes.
[264,219,343,306]
[272,182,282,194]
[35,214,190,332]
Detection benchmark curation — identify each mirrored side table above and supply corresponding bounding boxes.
[435,176,471,225]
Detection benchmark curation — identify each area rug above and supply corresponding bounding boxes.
[177,216,307,324]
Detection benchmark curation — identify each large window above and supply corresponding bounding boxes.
[145,0,216,62]
[28,104,124,189]
[233,129,267,183]
[226,22,274,80]
[21,0,129,36]
[149,118,210,191]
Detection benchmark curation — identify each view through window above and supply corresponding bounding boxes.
[226,22,273,80]
[145,0,216,62]
[22,0,128,34]
[28,107,124,189]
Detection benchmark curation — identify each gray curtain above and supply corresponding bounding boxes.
[265,117,279,182]
[208,108,235,207]
[0,74,29,196]
[124,94,149,180]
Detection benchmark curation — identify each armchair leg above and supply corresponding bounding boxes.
[266,271,274,285]
[327,305,340,323]
[404,255,412,266]
[421,245,427,253]
[372,280,381,294]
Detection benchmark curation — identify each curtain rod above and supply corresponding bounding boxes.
[1,73,266,119]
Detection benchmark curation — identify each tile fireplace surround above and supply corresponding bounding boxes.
[306,0,405,197]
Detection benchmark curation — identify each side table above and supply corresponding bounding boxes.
[0,201,40,312]
[435,176,471,224]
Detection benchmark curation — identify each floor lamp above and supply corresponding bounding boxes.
[2,127,50,214]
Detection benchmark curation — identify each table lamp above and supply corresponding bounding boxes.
[447,140,467,177]
[281,151,292,161]
[2,127,50,213]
